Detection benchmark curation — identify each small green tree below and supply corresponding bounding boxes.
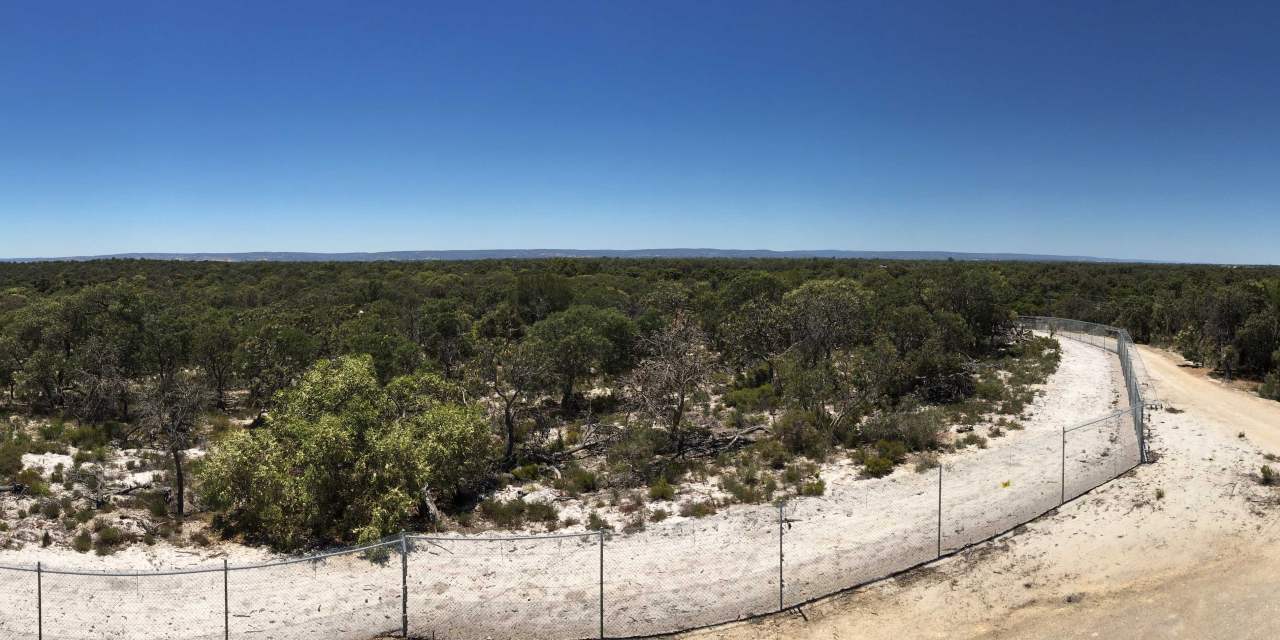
[200,355,493,549]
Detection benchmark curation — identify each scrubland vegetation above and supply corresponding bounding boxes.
[0,259,1275,552]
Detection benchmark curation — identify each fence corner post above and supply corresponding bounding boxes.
[1061,425,1067,505]
[401,531,409,639]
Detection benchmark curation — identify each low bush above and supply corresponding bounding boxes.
[479,498,527,527]
[586,511,612,531]
[72,530,92,553]
[511,464,541,483]
[41,501,61,520]
[678,500,717,518]
[647,477,675,501]
[722,383,777,413]
[94,526,125,555]
[799,479,825,496]
[861,455,895,478]
[914,453,939,473]
[957,433,989,449]
[555,464,599,496]
[524,501,559,524]
[1262,465,1277,486]
[775,410,830,460]
[649,508,669,522]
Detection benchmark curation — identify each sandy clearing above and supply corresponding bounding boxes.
[0,336,1129,640]
[686,344,1280,640]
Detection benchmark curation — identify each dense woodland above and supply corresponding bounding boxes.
[2,259,1279,550]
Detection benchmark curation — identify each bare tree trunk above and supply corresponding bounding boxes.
[172,448,186,518]
[560,376,575,413]
[503,403,516,463]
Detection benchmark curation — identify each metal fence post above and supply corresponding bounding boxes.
[401,533,409,638]
[777,501,784,612]
[598,530,605,639]
[37,561,42,640]
[223,558,229,640]
[1061,425,1067,505]
[936,464,942,557]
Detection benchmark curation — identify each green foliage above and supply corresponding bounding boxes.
[722,383,777,413]
[478,498,558,528]
[860,454,896,478]
[554,464,599,496]
[72,529,92,553]
[94,525,125,555]
[799,479,826,496]
[678,500,717,518]
[647,477,675,501]
[586,511,613,531]
[775,409,830,460]
[200,355,494,549]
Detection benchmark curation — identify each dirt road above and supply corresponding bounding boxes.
[685,345,1280,640]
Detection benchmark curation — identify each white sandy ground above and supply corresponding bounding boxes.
[0,336,1129,640]
[685,344,1280,640]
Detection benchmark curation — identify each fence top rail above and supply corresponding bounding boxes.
[1063,408,1131,433]
[409,531,601,543]
[0,538,406,576]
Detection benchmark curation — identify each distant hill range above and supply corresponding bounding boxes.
[1,249,1146,263]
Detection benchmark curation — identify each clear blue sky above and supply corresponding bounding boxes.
[2,1,1278,263]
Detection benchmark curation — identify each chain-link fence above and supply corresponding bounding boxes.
[0,317,1148,640]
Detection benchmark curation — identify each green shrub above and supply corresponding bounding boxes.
[1261,371,1280,402]
[678,500,717,518]
[94,526,124,555]
[141,492,169,518]
[647,477,675,501]
[41,499,61,519]
[72,530,92,553]
[775,410,829,460]
[586,511,613,531]
[1262,465,1276,486]
[799,479,825,496]
[874,440,909,464]
[861,455,895,478]
[721,475,764,504]
[914,453,939,473]
[975,377,1005,402]
[556,465,599,496]
[479,498,528,528]
[14,468,49,496]
[525,501,559,524]
[649,508,669,523]
[957,433,989,449]
[512,464,541,483]
[722,383,777,413]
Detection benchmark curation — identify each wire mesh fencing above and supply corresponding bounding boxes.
[0,317,1148,640]
[407,533,599,640]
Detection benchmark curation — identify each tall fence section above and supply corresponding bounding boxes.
[0,317,1150,640]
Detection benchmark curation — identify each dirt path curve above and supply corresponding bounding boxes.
[1138,344,1280,455]
[684,345,1280,640]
